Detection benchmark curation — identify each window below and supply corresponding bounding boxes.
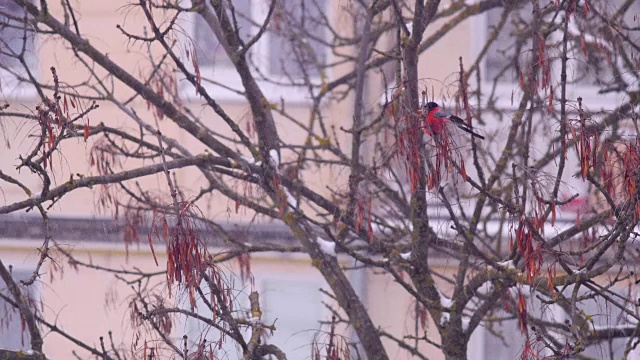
[484,6,532,85]
[470,290,558,359]
[261,278,324,359]
[0,0,36,99]
[264,0,326,79]
[469,286,640,360]
[0,270,39,351]
[188,0,328,102]
[182,269,326,360]
[481,1,640,108]
[481,314,530,360]
[193,0,252,70]
[484,5,600,86]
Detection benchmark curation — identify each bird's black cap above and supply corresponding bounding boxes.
[426,102,439,111]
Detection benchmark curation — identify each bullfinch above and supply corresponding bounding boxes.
[423,102,485,140]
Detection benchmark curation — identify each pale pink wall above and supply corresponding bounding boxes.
[366,266,455,360]
[0,241,331,359]
[40,245,170,359]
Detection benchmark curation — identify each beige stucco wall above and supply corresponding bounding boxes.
[1,240,171,359]
[366,261,465,360]
[3,240,337,359]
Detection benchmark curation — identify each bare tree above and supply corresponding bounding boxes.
[1,0,639,359]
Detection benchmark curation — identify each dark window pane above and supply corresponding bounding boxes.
[484,318,530,360]
[268,0,327,78]
[0,271,36,351]
[485,0,640,88]
[193,0,252,68]
[485,6,533,84]
[580,295,631,359]
[0,0,34,70]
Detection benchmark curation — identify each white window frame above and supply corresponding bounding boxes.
[0,0,38,100]
[469,1,634,111]
[180,0,330,105]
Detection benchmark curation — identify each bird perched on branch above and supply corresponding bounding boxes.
[423,102,485,140]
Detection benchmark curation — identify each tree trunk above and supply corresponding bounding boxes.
[441,326,468,360]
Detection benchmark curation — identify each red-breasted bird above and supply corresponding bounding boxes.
[423,102,485,140]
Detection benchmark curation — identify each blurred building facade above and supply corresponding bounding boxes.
[0,1,638,359]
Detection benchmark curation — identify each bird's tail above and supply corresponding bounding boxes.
[456,124,485,140]
[447,114,485,140]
